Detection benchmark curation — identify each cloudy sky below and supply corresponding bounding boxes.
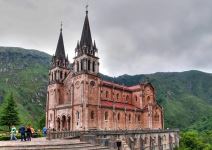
[0,0,212,76]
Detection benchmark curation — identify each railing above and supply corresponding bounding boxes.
[47,130,81,140]
[47,128,180,140]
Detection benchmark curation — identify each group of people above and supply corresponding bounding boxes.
[10,125,33,141]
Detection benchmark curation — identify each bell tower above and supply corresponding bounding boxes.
[49,24,69,84]
[46,24,70,129]
[73,10,99,76]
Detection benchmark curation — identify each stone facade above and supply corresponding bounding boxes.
[46,11,164,131]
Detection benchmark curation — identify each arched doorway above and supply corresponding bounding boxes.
[67,116,71,131]
[62,115,67,131]
[57,118,60,131]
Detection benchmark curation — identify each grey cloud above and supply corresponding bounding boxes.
[0,0,212,76]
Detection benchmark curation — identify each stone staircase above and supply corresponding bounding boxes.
[0,138,110,150]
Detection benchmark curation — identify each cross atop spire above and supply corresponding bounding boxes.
[85,0,89,14]
[60,21,63,32]
[86,4,88,14]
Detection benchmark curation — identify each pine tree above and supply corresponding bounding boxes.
[0,93,20,130]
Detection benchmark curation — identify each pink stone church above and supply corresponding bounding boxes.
[46,10,164,131]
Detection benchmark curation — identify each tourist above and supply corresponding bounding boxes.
[26,125,32,141]
[19,125,26,141]
[10,125,17,141]
[30,127,35,137]
[42,127,47,137]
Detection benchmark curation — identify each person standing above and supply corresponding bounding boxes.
[30,127,35,137]
[26,125,32,141]
[19,125,26,141]
[10,125,17,140]
[42,127,47,137]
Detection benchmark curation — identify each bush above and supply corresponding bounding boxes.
[0,134,21,141]
[179,130,212,150]
[0,132,43,141]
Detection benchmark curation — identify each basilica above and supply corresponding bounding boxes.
[46,10,164,131]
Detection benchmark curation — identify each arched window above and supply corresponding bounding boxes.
[77,61,79,72]
[54,71,57,80]
[57,118,60,131]
[50,113,52,121]
[67,116,71,131]
[106,91,109,98]
[117,113,120,121]
[90,81,95,87]
[60,71,63,79]
[135,95,137,101]
[91,111,94,119]
[138,115,141,122]
[88,60,91,71]
[129,114,131,122]
[58,89,62,104]
[117,93,119,100]
[126,95,129,102]
[81,59,83,71]
[154,112,159,122]
[105,112,108,120]
[147,96,150,102]
[62,115,66,130]
[76,111,80,120]
[92,61,95,72]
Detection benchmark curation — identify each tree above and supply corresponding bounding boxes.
[179,130,212,150]
[38,114,45,129]
[0,93,20,130]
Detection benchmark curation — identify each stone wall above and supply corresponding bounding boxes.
[80,129,179,150]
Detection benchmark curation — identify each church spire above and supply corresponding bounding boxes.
[75,7,98,57]
[55,23,66,59]
[50,23,69,84]
[80,8,92,50]
[73,5,99,75]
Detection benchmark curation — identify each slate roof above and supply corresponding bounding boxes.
[55,29,66,59]
[80,11,93,50]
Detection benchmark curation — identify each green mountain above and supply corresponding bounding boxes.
[0,47,51,127]
[0,46,212,130]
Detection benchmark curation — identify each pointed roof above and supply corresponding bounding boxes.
[55,27,65,59]
[80,11,92,50]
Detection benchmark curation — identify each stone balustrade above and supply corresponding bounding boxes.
[47,129,180,150]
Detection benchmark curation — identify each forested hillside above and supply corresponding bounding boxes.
[0,47,50,127]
